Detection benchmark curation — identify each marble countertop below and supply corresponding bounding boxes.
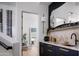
[40,41,79,51]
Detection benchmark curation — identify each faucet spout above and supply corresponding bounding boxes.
[71,33,77,45]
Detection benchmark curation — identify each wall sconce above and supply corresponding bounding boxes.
[41,14,46,34]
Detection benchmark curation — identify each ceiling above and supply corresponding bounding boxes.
[0,2,52,6]
[40,2,52,6]
[0,2,16,5]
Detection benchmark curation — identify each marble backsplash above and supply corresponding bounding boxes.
[49,28,79,45]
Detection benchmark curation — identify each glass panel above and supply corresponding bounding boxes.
[0,9,3,32]
[7,10,12,37]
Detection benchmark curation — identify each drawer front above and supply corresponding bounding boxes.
[45,49,53,56]
[59,47,78,56]
[40,42,61,56]
[43,43,53,49]
[59,48,70,52]
[45,49,58,56]
[78,51,79,56]
[58,48,70,56]
[46,45,60,56]
[68,49,78,56]
[39,42,79,56]
[44,44,58,51]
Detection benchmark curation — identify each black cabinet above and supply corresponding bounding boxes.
[58,46,78,56]
[39,42,59,56]
[39,42,45,56]
[39,42,79,56]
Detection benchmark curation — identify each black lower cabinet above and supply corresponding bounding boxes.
[39,42,79,56]
[58,47,78,56]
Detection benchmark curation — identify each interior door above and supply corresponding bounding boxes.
[22,12,39,47]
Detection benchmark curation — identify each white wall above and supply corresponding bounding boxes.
[16,2,48,55]
[0,4,17,42]
[39,4,48,41]
[0,3,20,56]
[0,3,18,45]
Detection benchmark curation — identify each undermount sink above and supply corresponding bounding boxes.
[64,42,79,49]
[65,45,75,46]
[48,41,79,50]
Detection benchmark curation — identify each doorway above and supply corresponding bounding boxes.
[21,11,39,56]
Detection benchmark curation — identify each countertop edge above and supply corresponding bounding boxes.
[40,41,79,51]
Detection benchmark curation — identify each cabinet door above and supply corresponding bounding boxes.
[58,47,78,56]
[39,42,44,56]
[67,49,78,56]
[44,43,60,56]
[39,42,47,56]
[45,49,53,56]
[58,47,70,56]
[51,45,60,56]
[78,51,79,56]
[40,42,60,56]
[39,42,79,56]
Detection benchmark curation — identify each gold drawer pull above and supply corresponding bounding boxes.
[59,48,69,52]
[48,49,52,52]
[47,45,52,47]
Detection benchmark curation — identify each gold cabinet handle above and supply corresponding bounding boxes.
[59,48,69,52]
[48,49,52,52]
[47,45,52,47]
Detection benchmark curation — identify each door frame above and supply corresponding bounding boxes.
[21,11,38,56]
